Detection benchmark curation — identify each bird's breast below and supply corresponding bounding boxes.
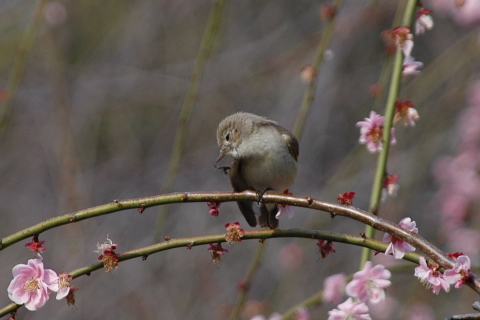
[240,152,297,192]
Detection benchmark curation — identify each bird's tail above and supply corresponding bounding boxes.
[259,203,279,229]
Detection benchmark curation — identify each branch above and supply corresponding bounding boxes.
[0,228,418,318]
[2,190,479,292]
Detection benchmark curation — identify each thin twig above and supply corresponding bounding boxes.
[293,0,344,140]
[228,241,267,320]
[154,0,228,240]
[0,0,49,136]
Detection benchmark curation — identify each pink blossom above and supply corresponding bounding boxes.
[345,262,391,303]
[328,298,372,320]
[225,222,245,244]
[7,259,59,311]
[403,56,423,77]
[317,240,336,259]
[207,202,220,217]
[383,217,418,259]
[414,257,450,294]
[25,236,46,257]
[337,192,355,205]
[276,204,294,219]
[394,100,419,127]
[392,27,414,57]
[323,273,347,305]
[56,272,73,300]
[382,174,399,201]
[357,111,396,153]
[415,8,434,35]
[208,243,228,264]
[276,189,294,219]
[444,255,472,288]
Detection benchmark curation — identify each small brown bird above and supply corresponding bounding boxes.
[216,112,299,228]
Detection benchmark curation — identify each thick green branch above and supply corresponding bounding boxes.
[0,190,457,271]
[0,229,419,318]
[361,0,420,267]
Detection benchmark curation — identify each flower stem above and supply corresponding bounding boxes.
[154,0,228,241]
[293,0,344,140]
[359,0,420,268]
[0,0,49,136]
[228,241,267,320]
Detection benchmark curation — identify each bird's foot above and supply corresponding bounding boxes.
[256,188,272,204]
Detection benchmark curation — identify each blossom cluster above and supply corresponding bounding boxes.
[415,254,472,295]
[325,215,473,319]
[357,6,433,157]
[7,238,75,311]
[327,262,391,320]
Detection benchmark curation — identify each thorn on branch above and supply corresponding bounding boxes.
[164,236,171,241]
[114,199,123,208]
[330,212,336,219]
[69,215,77,222]
[181,194,188,202]
[306,196,313,205]
[186,243,194,250]
[360,233,367,239]
[142,255,148,261]
[138,202,147,214]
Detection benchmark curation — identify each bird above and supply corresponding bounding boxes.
[216,112,299,229]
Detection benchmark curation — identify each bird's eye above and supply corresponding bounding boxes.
[225,133,231,142]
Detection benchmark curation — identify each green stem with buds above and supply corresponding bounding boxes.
[359,0,420,268]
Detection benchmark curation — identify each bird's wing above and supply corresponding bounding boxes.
[277,127,299,161]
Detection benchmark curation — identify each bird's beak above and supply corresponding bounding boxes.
[216,150,227,163]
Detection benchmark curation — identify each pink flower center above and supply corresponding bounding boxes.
[367,126,383,143]
[23,278,41,292]
[58,275,71,291]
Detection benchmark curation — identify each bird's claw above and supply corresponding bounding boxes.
[214,165,230,175]
[256,188,271,204]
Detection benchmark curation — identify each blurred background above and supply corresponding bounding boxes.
[0,0,480,319]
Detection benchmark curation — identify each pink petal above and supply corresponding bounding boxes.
[27,259,44,279]
[25,285,49,311]
[43,269,59,292]
[56,287,70,300]
[8,279,30,305]
[12,263,34,278]
[370,265,391,279]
